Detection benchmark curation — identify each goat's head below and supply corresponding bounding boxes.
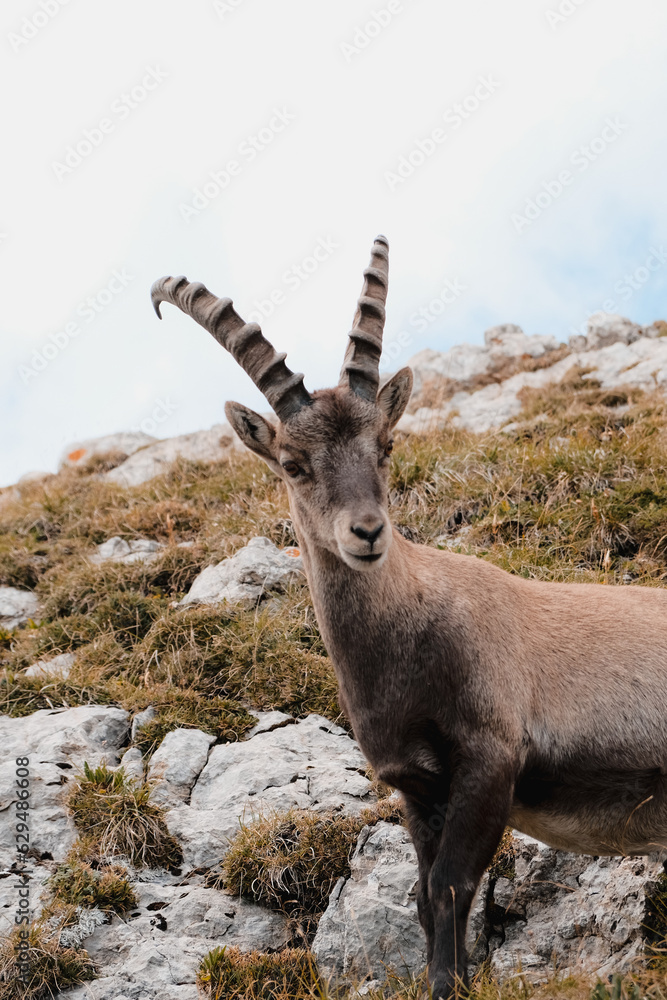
[151,237,412,570]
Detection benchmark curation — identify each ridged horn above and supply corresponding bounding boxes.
[151,275,311,421]
[339,235,389,402]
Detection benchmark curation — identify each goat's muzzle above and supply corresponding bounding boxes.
[335,511,391,570]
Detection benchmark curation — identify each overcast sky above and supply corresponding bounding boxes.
[2,0,666,485]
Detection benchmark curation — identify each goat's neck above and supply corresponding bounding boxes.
[295,524,414,664]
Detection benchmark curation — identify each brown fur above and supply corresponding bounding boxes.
[156,241,667,998]
[224,385,667,997]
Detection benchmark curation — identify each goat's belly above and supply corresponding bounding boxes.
[510,769,667,856]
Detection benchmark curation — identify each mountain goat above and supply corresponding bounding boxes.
[152,237,667,998]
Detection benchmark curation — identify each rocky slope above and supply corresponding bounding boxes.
[1,311,667,999]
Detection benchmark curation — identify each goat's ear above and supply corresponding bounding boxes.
[225,401,277,464]
[376,367,413,427]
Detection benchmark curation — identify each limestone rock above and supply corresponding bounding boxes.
[484,323,559,358]
[164,714,375,869]
[246,710,294,738]
[407,326,559,402]
[312,821,486,984]
[104,424,241,487]
[147,729,216,805]
[91,536,164,564]
[58,981,198,1000]
[59,881,290,1000]
[569,312,642,351]
[312,822,426,982]
[59,431,156,469]
[0,706,129,868]
[119,747,145,783]
[24,651,75,680]
[0,586,39,630]
[180,536,303,608]
[131,705,157,740]
[487,833,665,982]
[400,336,667,436]
[0,866,51,938]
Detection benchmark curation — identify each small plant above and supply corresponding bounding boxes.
[644,870,667,962]
[0,921,95,999]
[45,853,138,916]
[215,809,365,921]
[197,945,320,1000]
[487,829,516,882]
[68,761,182,869]
[131,693,256,756]
[590,974,643,1000]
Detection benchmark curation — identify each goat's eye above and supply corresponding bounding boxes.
[384,441,394,456]
[282,461,300,477]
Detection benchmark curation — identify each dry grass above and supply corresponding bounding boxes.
[3,371,665,740]
[1,369,667,996]
[44,850,138,917]
[391,373,667,583]
[198,946,321,1000]
[0,921,96,999]
[406,345,573,413]
[212,809,365,934]
[67,761,182,869]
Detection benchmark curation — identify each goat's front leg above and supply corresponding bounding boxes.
[427,740,514,999]
[401,794,444,963]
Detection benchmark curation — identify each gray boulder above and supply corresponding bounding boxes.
[61,881,290,1000]
[131,705,157,740]
[91,536,164,564]
[24,651,75,680]
[246,709,294,737]
[312,821,486,984]
[484,323,559,358]
[180,536,303,608]
[147,728,216,805]
[164,714,376,869]
[487,832,665,982]
[118,746,145,783]
[407,326,559,403]
[398,335,667,437]
[313,822,665,986]
[59,431,156,469]
[105,424,241,487]
[0,706,130,869]
[569,312,642,351]
[312,821,426,982]
[0,586,39,629]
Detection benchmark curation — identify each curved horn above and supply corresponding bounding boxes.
[339,235,389,403]
[151,275,311,421]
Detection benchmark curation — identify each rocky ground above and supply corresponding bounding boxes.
[2,311,667,999]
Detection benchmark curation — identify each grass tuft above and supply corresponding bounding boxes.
[214,809,364,924]
[67,761,182,869]
[44,851,138,917]
[197,946,321,1000]
[0,922,96,999]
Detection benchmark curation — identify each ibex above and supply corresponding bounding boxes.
[152,238,667,998]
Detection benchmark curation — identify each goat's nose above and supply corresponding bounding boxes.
[351,522,384,545]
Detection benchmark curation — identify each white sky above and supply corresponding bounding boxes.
[2,0,667,485]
